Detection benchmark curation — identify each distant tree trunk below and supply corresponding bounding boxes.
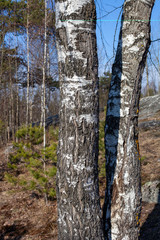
[4,84,8,143]
[30,68,33,124]
[0,34,4,84]
[55,0,104,239]
[47,42,50,77]
[40,0,48,204]
[9,56,15,141]
[103,1,155,240]
[42,0,47,146]
[16,59,19,142]
[26,0,30,126]
[14,11,19,141]
[146,59,149,96]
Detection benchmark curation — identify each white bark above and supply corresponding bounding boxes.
[26,0,30,126]
[55,0,104,239]
[42,0,47,148]
[103,1,155,240]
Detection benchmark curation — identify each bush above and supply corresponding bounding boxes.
[5,126,58,201]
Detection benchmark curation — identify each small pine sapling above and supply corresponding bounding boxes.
[5,125,58,202]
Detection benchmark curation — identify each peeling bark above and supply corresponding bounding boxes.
[55,0,104,239]
[103,1,155,240]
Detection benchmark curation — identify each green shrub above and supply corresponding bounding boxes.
[5,126,57,201]
[0,119,5,135]
[140,156,146,162]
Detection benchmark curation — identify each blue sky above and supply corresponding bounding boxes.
[8,0,160,90]
[96,0,160,85]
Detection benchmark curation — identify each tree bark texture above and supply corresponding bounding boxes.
[55,0,104,239]
[103,1,155,240]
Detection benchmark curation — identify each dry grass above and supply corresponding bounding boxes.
[0,118,159,239]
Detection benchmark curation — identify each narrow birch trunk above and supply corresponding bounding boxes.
[9,56,15,141]
[40,85,44,127]
[55,0,104,239]
[4,84,7,143]
[16,60,19,142]
[42,0,47,147]
[30,68,33,124]
[42,0,47,204]
[14,12,19,142]
[103,1,155,240]
[0,35,5,84]
[26,0,30,126]
[47,43,50,77]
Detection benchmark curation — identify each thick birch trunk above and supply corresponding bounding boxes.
[55,0,104,239]
[103,1,155,240]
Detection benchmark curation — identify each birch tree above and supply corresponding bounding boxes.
[103,1,155,239]
[26,0,30,126]
[55,0,104,239]
[42,0,47,148]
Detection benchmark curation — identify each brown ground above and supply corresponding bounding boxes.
[139,125,160,185]
[0,121,160,239]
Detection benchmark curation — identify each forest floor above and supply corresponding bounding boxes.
[0,115,160,239]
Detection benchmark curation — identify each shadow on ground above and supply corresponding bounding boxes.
[140,190,160,240]
[0,222,27,240]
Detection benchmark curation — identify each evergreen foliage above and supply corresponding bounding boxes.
[0,119,5,136]
[5,125,58,200]
[4,119,106,200]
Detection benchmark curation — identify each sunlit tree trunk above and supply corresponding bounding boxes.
[0,34,5,84]
[9,56,15,141]
[4,83,8,143]
[26,0,30,126]
[15,59,19,142]
[30,68,33,124]
[55,0,104,239]
[47,42,50,77]
[42,0,47,149]
[103,1,155,240]
[41,0,47,204]
[14,6,19,142]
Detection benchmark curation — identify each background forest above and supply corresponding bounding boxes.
[1,0,159,145]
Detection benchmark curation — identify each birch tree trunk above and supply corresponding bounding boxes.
[26,0,30,126]
[16,59,19,142]
[55,0,104,239]
[0,35,4,84]
[9,56,15,141]
[103,1,155,240]
[30,68,33,124]
[42,0,47,204]
[41,0,47,147]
